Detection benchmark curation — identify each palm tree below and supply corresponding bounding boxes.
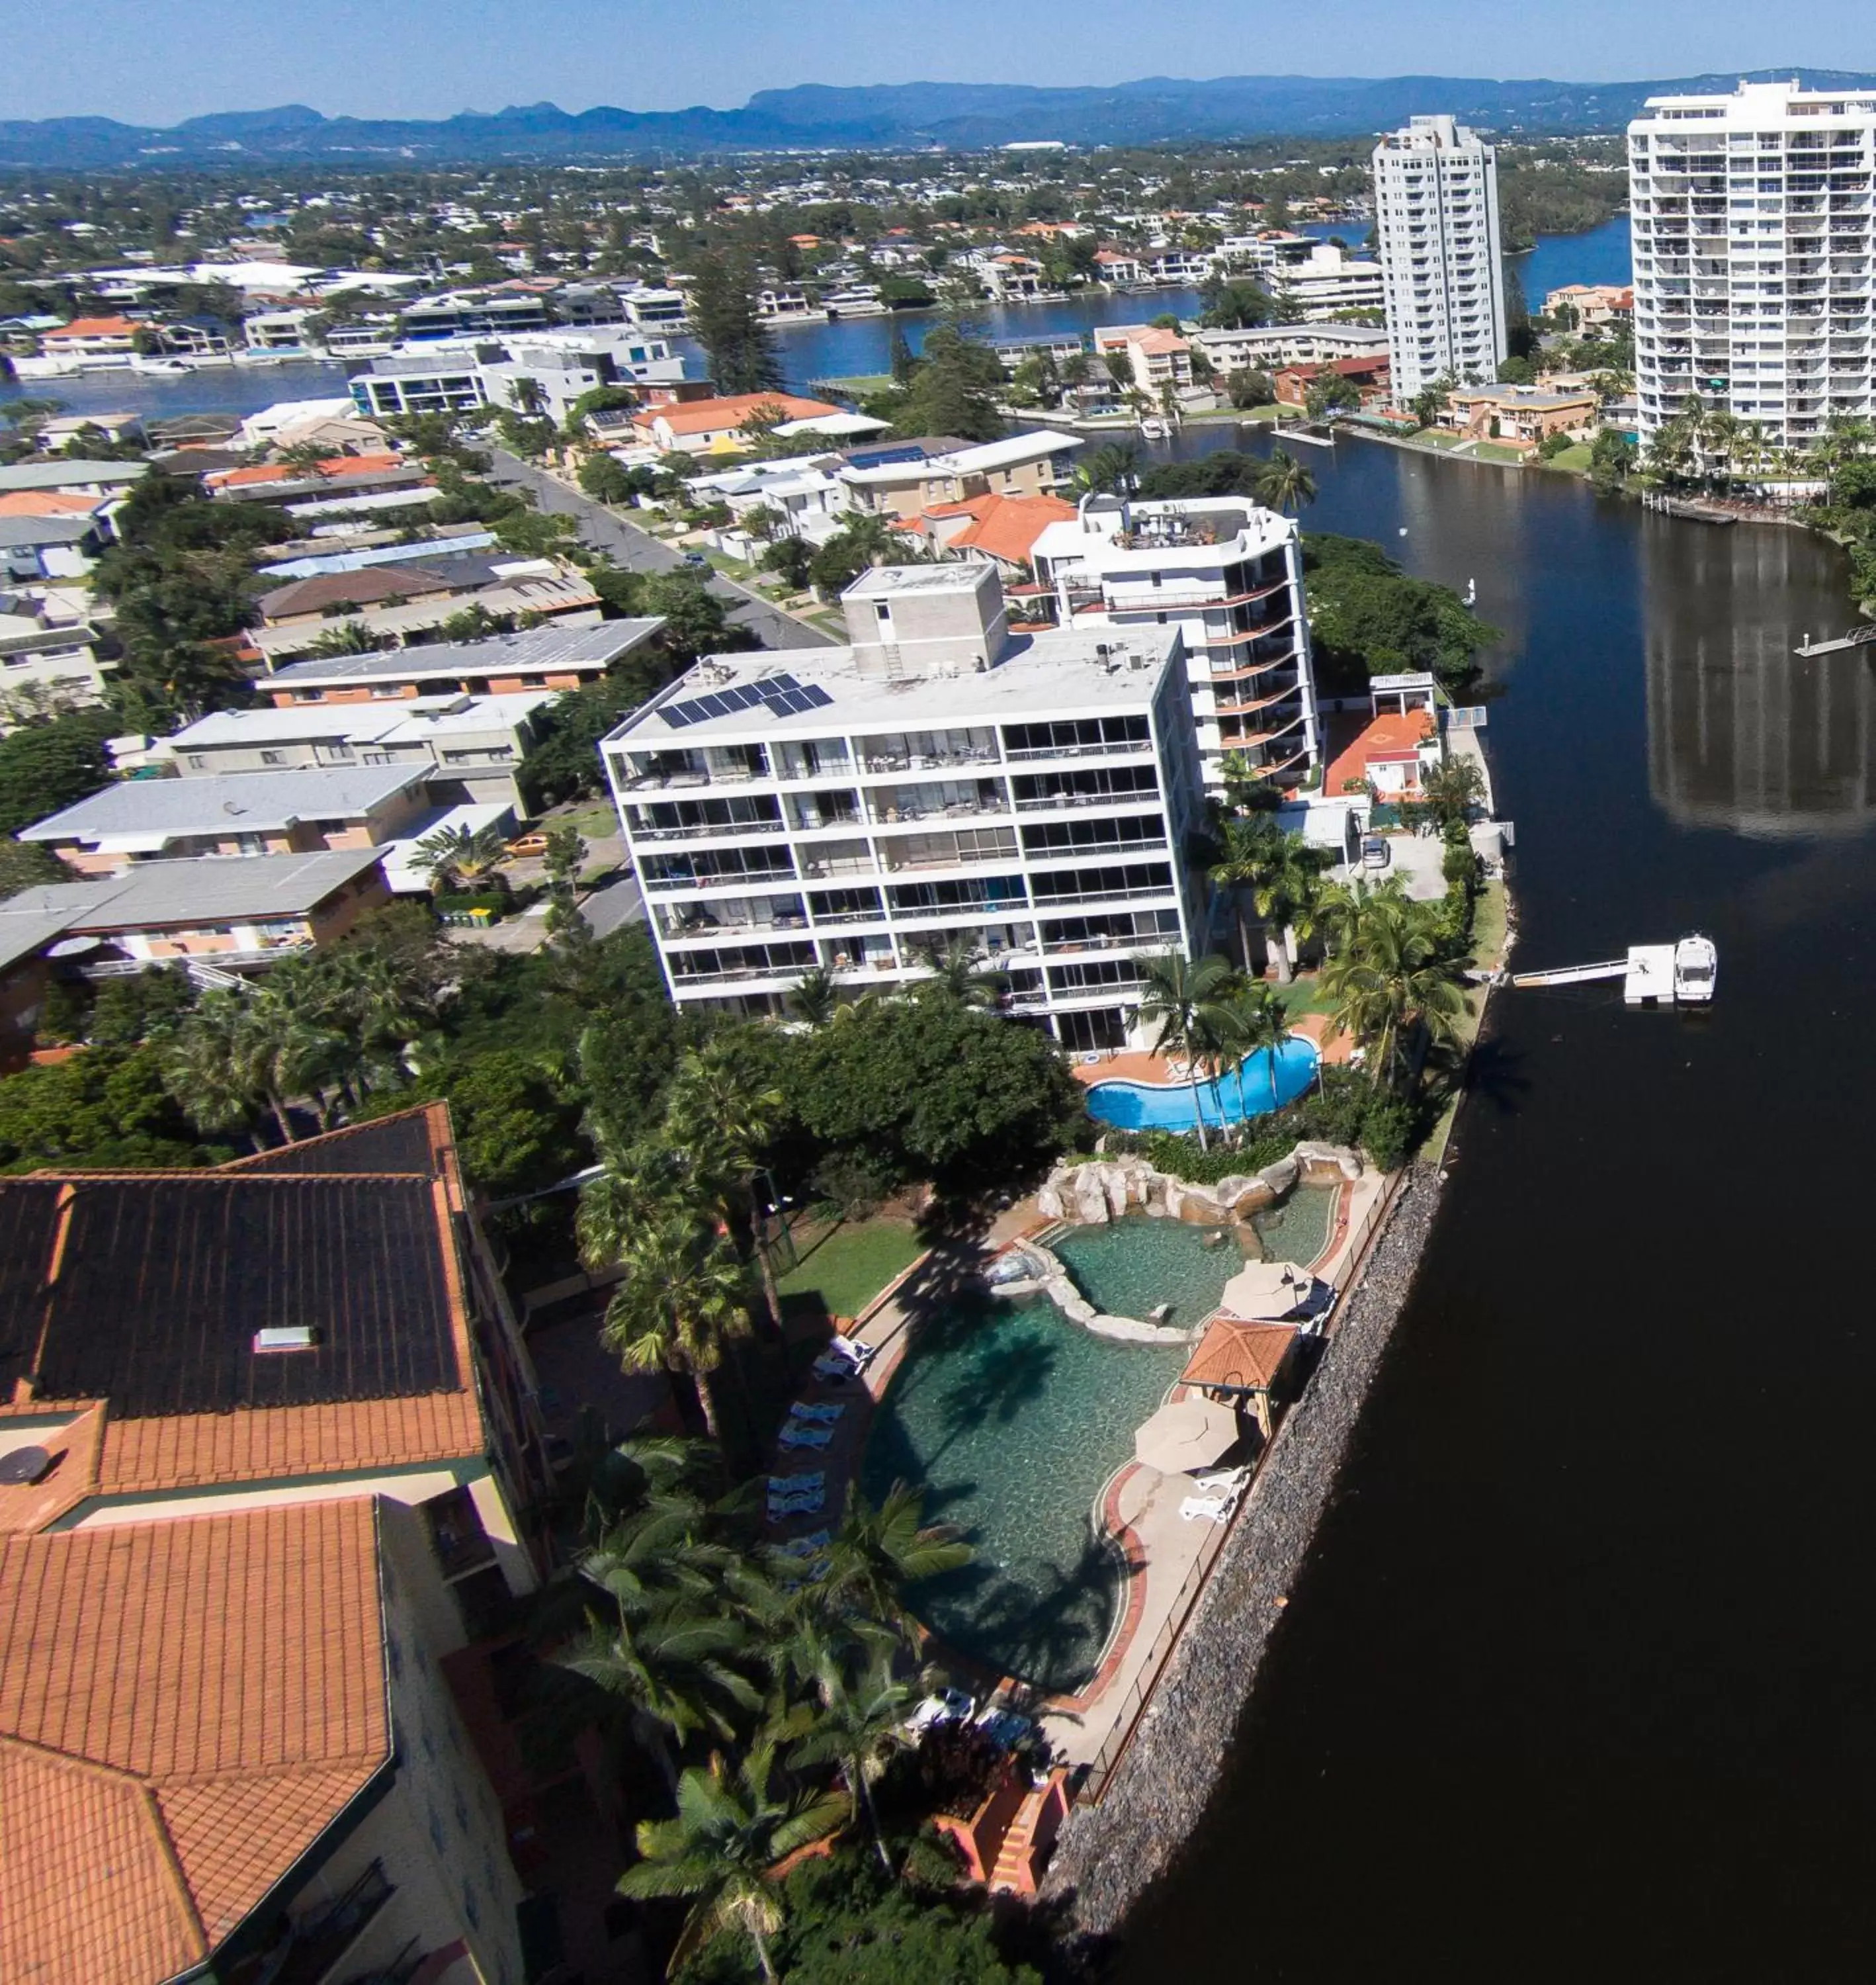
[159,992,265,1146]
[912,934,1007,1009]
[1210,820,1322,984]
[663,1043,789,1332]
[1316,883,1466,1091]
[411,820,510,894]
[1130,949,1241,1149]
[592,1202,754,1443]
[821,1482,971,1650]
[617,1742,846,1984]
[556,1597,764,1796]
[304,620,381,659]
[787,1650,916,1873]
[1418,754,1486,833]
[1220,979,1293,1117]
[1076,439,1142,496]
[1207,815,1271,973]
[831,509,909,570]
[507,376,549,418]
[1252,447,1317,515]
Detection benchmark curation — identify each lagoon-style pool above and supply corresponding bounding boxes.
[1086,1037,1320,1132]
[861,1288,1187,1692]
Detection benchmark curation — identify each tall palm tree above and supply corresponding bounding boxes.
[1252,447,1317,515]
[831,509,910,569]
[787,1650,916,1873]
[1129,949,1242,1150]
[159,992,266,1146]
[617,1742,846,1984]
[1208,815,1275,973]
[663,1043,789,1332]
[304,620,381,659]
[821,1482,971,1651]
[1219,979,1293,1117]
[1076,439,1142,496]
[912,934,1007,1009]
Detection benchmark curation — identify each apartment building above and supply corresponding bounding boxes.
[1629,79,1876,443]
[1220,234,1385,317]
[603,563,1207,1053]
[1093,324,1197,400]
[262,616,664,705]
[1029,495,1320,792]
[1191,320,1392,377]
[0,1106,553,1985]
[839,429,1083,519]
[1373,114,1508,398]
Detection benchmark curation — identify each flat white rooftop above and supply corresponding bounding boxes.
[608,627,1179,749]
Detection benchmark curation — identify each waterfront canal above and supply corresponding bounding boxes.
[1114,433,1876,1977]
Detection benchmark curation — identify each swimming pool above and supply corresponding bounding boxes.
[861,1290,1187,1692]
[1085,1037,1320,1131]
[1050,1214,1252,1329]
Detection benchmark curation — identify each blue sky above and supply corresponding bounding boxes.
[5,0,1876,123]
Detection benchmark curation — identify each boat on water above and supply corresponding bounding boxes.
[1673,933,1718,1004]
[1138,416,1172,439]
[134,356,195,375]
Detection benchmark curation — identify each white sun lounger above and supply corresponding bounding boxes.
[812,1337,878,1378]
[779,1423,834,1450]
[788,1402,845,1425]
[1179,1490,1242,1525]
[1191,1466,1248,1495]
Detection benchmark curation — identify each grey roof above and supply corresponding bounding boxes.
[0,515,98,548]
[170,691,551,751]
[0,460,148,492]
[0,906,82,976]
[264,617,664,688]
[19,765,427,846]
[0,848,384,928]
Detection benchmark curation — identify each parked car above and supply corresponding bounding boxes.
[1361,835,1390,870]
[504,830,550,860]
[905,1687,976,1739]
[681,550,709,568]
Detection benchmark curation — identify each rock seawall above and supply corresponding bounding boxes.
[1042,1169,1443,1935]
[1037,1146,1363,1227]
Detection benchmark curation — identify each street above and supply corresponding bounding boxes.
[488,447,834,652]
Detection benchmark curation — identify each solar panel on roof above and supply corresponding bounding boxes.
[765,673,802,693]
[660,702,699,728]
[796,684,834,711]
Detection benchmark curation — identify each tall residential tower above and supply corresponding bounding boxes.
[1372,114,1508,400]
[1629,79,1876,446]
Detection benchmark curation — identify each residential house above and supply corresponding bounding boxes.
[630,391,845,456]
[1443,382,1599,444]
[34,410,142,450]
[839,430,1083,521]
[39,314,141,358]
[0,510,108,581]
[1093,248,1145,285]
[977,251,1048,300]
[1191,321,1392,377]
[1273,355,1393,408]
[1544,282,1634,329]
[0,603,109,721]
[1321,671,1443,801]
[605,562,1207,1054]
[910,492,1078,579]
[261,617,662,703]
[0,457,148,503]
[400,286,553,339]
[204,451,430,506]
[349,341,643,424]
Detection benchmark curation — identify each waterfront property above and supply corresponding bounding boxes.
[1029,493,1322,793]
[1084,1036,1322,1130]
[603,560,1209,1051]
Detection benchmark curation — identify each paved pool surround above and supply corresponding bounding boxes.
[1042,1170,1441,1937]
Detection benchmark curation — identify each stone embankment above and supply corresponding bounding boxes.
[1041,1168,1443,1935]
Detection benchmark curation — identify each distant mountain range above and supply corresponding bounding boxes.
[6,71,1876,166]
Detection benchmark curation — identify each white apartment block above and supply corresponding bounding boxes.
[604,564,1207,1053]
[1029,496,1320,793]
[1373,114,1508,398]
[1629,79,1876,443]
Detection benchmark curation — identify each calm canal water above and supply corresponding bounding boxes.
[1113,433,1876,1978]
[0,218,1633,420]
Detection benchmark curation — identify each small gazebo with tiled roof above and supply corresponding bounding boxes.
[1181,1317,1301,1439]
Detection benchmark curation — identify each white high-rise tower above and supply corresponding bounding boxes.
[1372,114,1508,400]
[1629,79,1876,447]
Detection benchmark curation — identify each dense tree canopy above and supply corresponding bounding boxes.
[1302,533,1498,693]
[0,710,118,835]
[0,1045,214,1173]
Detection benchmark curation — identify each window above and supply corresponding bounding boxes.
[261,750,286,766]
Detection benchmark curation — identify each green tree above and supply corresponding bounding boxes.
[1226,367,1276,410]
[1590,427,1637,493]
[0,711,116,836]
[1218,979,1293,1116]
[689,253,784,396]
[0,836,70,899]
[304,619,382,658]
[1199,276,1279,330]
[786,1652,914,1873]
[820,1481,972,1650]
[618,1743,846,1984]
[1252,447,1317,517]
[890,322,1004,443]
[411,820,511,895]
[0,1043,211,1172]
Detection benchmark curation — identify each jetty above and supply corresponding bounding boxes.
[1641,492,1736,525]
[1271,423,1336,448]
[1510,937,1715,1006]
[1794,625,1876,656]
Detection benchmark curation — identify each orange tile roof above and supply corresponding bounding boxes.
[1322,708,1435,798]
[45,316,139,340]
[636,392,840,437]
[1181,1317,1299,1393]
[206,451,405,489]
[921,492,1077,567]
[0,490,108,517]
[1130,328,1190,355]
[0,1500,390,1983]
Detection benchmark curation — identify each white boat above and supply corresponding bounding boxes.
[1672,933,1718,1004]
[134,356,194,375]
[1138,416,1172,439]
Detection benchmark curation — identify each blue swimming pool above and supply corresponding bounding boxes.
[1086,1037,1320,1131]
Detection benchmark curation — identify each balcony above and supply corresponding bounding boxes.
[251,1861,396,1985]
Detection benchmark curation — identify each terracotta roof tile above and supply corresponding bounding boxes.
[927,492,1077,567]
[0,1501,390,1981]
[1181,1317,1300,1393]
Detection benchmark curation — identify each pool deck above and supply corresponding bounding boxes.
[1070,1016,1351,1096]
[763,1169,1390,1775]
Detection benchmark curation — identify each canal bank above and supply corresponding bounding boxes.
[1105,423,1876,1980]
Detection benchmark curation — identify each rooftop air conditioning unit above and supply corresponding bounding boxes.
[253,1325,319,1354]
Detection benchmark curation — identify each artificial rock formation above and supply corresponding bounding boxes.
[1035,1144,1362,1229]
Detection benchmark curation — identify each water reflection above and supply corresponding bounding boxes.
[1642,513,1876,837]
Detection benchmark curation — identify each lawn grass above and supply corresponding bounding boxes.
[777,1216,925,1323]
[1543,443,1594,472]
[1473,442,1529,465]
[1424,876,1511,1163]
[818,373,891,396]
[1277,972,1340,1020]
[1411,429,1468,451]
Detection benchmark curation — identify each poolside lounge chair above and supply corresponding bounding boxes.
[812,1337,878,1379]
[766,1472,824,1495]
[1179,1489,1242,1525]
[788,1401,845,1425]
[768,1487,826,1517]
[1191,1466,1248,1496]
[777,1530,831,1559]
[779,1423,834,1451]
